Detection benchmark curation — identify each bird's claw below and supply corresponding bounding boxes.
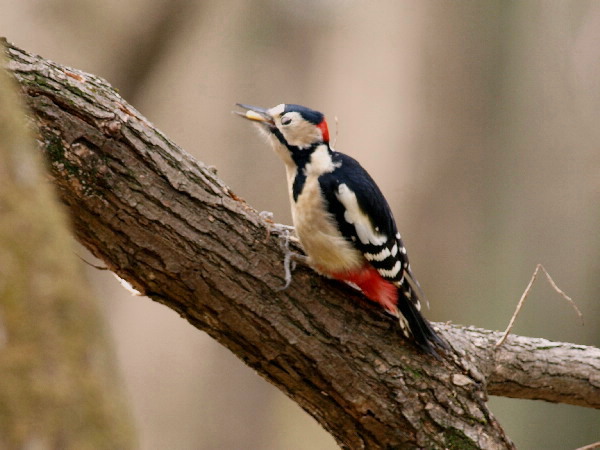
[275,228,306,291]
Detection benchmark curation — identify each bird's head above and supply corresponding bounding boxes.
[235,103,330,164]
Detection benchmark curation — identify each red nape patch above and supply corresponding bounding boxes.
[318,119,330,143]
[330,265,398,315]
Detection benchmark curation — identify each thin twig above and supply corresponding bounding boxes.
[495,265,541,348]
[76,254,109,271]
[495,264,583,348]
[541,266,583,324]
[77,253,144,295]
[575,442,600,450]
[332,115,339,148]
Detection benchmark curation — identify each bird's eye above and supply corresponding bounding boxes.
[281,116,292,126]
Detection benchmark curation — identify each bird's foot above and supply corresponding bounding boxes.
[275,227,307,291]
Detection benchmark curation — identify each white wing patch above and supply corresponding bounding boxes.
[336,183,387,246]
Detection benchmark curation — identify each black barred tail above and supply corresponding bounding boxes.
[396,287,447,357]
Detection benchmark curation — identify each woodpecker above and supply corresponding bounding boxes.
[235,103,445,355]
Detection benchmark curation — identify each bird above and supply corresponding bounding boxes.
[235,103,445,355]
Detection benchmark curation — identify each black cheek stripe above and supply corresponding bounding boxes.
[292,171,307,202]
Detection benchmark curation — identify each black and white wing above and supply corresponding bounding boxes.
[318,152,421,303]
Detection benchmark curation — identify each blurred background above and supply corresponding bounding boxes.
[2,0,599,448]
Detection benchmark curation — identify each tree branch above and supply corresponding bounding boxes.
[443,326,600,409]
[4,40,598,449]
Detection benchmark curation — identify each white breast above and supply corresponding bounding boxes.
[284,148,364,275]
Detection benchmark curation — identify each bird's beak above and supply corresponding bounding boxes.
[234,103,274,125]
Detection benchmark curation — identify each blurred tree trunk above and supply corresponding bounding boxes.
[3,40,599,449]
[0,42,134,449]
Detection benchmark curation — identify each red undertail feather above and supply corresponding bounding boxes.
[328,264,446,356]
[329,265,398,315]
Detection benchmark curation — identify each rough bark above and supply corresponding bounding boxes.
[443,327,600,410]
[3,40,598,449]
[0,41,134,449]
